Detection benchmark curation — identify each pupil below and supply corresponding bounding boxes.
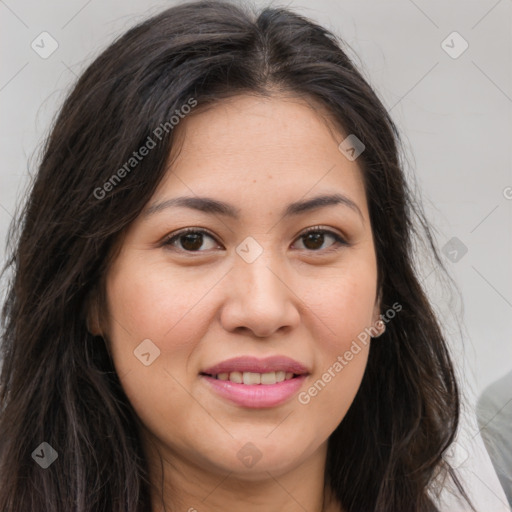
[304,233,324,250]
[181,233,203,251]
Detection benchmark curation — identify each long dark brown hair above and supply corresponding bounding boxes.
[0,1,472,510]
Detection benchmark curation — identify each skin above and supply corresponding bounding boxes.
[93,94,382,512]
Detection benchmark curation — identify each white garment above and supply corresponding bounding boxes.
[433,370,512,512]
[476,370,512,507]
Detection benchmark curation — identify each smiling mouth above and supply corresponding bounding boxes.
[200,371,301,385]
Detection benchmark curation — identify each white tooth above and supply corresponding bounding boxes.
[217,373,229,381]
[229,371,243,383]
[243,372,261,385]
[285,372,294,380]
[275,371,286,383]
[260,372,277,385]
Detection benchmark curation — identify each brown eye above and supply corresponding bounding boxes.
[164,229,220,252]
[302,232,325,250]
[180,232,204,251]
[293,228,347,252]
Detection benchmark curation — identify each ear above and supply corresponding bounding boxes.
[371,288,386,337]
[371,287,382,324]
[85,288,103,336]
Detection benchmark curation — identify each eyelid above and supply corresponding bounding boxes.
[297,225,347,241]
[162,227,223,251]
[292,225,349,251]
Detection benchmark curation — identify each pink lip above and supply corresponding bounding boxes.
[200,356,310,409]
[201,374,308,408]
[201,355,310,375]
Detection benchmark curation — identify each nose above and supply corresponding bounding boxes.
[219,249,301,338]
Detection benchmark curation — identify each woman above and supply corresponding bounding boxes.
[0,1,473,510]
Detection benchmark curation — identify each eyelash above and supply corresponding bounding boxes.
[162,226,349,254]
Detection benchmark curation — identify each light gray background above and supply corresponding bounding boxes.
[1,0,511,509]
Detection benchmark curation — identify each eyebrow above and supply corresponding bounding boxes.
[144,193,364,221]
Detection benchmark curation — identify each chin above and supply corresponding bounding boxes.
[217,438,311,480]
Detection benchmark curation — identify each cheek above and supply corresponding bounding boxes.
[102,259,228,418]
[304,263,378,350]
[103,260,216,452]
[295,262,376,421]
[104,257,221,348]
[297,280,372,435]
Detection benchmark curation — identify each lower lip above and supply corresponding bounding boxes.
[201,374,307,408]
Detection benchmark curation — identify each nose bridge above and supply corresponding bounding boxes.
[219,237,299,336]
[235,239,285,301]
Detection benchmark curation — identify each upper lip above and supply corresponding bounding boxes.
[201,356,310,376]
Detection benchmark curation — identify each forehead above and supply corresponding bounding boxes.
[153,94,369,218]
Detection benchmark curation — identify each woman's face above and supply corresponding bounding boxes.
[101,94,380,480]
